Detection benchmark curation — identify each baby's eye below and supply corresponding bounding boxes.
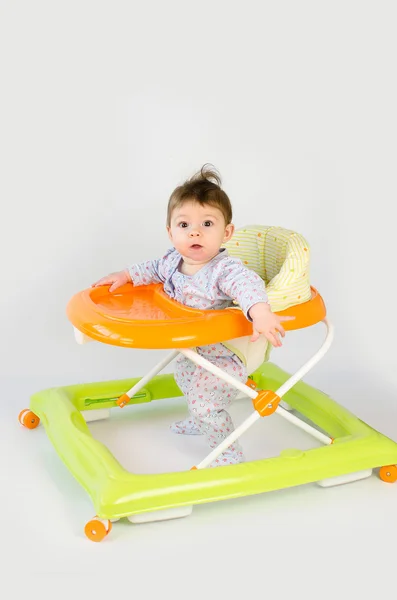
[178,222,188,228]
[203,221,213,227]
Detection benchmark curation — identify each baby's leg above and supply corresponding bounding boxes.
[189,344,247,466]
[171,354,202,435]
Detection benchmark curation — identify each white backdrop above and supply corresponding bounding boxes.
[1,0,396,590]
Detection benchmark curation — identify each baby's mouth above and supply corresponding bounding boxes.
[190,244,203,249]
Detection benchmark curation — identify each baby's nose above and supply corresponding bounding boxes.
[189,229,200,236]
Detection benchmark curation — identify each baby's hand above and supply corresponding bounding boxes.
[248,302,295,347]
[91,269,132,293]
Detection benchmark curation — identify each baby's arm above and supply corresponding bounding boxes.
[91,269,132,292]
[217,258,269,317]
[217,259,293,347]
[92,249,174,293]
[248,302,294,347]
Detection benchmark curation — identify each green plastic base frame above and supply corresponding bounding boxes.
[29,362,397,520]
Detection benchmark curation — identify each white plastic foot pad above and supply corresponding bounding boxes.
[128,505,193,524]
[317,469,373,488]
[82,409,111,422]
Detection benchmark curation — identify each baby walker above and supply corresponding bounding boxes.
[19,226,397,542]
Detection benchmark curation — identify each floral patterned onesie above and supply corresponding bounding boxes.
[128,247,268,466]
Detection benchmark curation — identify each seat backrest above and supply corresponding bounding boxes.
[223,225,311,311]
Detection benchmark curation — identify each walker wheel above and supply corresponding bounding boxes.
[379,465,397,483]
[18,409,40,429]
[84,517,112,542]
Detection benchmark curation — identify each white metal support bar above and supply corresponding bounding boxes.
[181,319,335,469]
[118,350,180,407]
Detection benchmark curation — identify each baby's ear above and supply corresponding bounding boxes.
[166,226,173,242]
[224,223,235,241]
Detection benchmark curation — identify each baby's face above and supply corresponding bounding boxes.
[167,200,234,265]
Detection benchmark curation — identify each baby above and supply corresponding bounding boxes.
[92,165,291,466]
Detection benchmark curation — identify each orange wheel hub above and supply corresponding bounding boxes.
[18,409,40,429]
[379,465,397,483]
[84,517,112,542]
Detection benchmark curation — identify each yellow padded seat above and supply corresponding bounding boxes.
[224,225,311,312]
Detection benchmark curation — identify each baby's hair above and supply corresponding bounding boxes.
[167,164,232,226]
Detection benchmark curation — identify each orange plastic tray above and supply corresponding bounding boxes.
[66,283,326,349]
